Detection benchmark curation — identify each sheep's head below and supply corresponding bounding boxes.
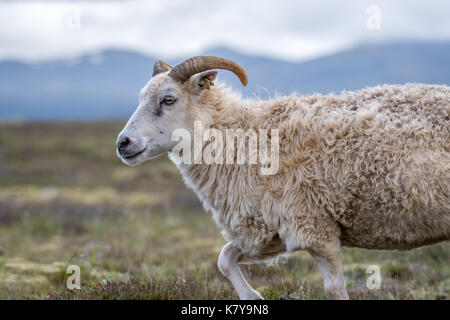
[116,56,247,166]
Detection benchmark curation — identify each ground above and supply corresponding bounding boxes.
[0,122,448,299]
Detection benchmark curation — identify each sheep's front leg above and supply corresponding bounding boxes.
[308,244,349,300]
[217,242,263,300]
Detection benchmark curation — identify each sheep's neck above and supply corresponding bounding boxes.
[172,89,261,229]
[205,88,257,130]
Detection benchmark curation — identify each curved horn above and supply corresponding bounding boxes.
[152,60,172,77]
[168,56,248,86]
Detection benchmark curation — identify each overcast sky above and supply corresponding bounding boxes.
[1,0,449,62]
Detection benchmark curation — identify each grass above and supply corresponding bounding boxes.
[0,121,448,300]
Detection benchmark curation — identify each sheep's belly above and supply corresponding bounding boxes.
[339,210,450,250]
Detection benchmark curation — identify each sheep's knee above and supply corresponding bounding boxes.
[217,242,263,300]
[217,242,239,277]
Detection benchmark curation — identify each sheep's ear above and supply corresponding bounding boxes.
[195,71,218,90]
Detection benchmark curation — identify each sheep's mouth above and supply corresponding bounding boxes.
[123,147,147,159]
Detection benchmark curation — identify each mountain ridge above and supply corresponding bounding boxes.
[1,41,449,120]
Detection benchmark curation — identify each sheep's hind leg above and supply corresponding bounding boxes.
[217,242,264,300]
[307,243,349,300]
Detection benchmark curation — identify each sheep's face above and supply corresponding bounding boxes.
[116,71,216,166]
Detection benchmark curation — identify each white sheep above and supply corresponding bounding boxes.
[117,56,450,300]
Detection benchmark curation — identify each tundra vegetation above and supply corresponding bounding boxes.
[0,122,448,299]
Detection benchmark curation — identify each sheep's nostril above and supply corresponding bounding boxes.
[117,136,131,150]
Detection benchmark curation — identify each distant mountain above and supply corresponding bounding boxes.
[1,42,449,120]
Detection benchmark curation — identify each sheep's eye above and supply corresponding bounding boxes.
[162,96,176,105]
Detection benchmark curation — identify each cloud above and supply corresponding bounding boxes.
[0,0,449,62]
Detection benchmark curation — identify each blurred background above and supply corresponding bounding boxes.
[0,0,448,299]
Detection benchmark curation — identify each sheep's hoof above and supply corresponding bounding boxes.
[240,290,264,300]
